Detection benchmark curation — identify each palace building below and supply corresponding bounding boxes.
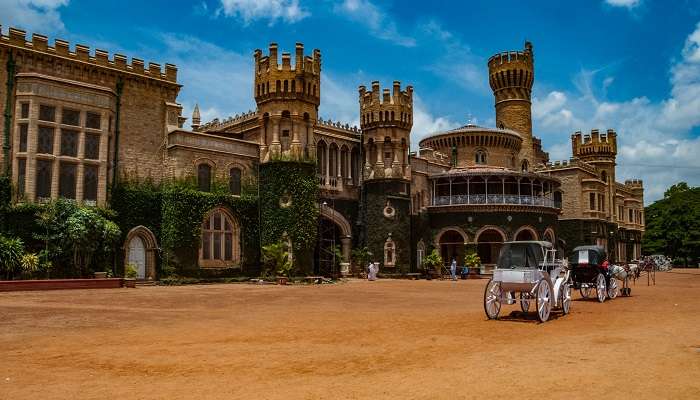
[0,26,644,278]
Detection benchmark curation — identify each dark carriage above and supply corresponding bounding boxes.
[569,246,620,302]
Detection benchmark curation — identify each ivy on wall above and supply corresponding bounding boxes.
[259,161,318,274]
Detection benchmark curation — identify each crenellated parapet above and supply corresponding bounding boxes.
[624,179,643,189]
[197,110,259,132]
[254,42,321,107]
[359,81,413,130]
[488,41,534,104]
[0,26,178,83]
[359,80,413,181]
[539,158,599,176]
[571,129,617,161]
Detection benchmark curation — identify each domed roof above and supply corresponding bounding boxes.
[420,124,522,144]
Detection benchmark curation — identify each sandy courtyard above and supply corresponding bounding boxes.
[1,271,699,399]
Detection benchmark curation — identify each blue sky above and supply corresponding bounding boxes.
[2,0,700,203]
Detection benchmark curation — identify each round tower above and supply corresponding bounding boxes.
[358,81,413,180]
[488,42,534,168]
[254,43,321,162]
[358,81,413,273]
[572,129,618,221]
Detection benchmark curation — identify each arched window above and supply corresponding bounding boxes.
[291,80,295,93]
[197,163,211,192]
[554,191,563,208]
[499,122,505,129]
[283,80,288,92]
[229,167,242,195]
[521,160,529,172]
[200,208,241,267]
[601,170,607,183]
[276,80,281,92]
[475,150,487,165]
[384,236,396,267]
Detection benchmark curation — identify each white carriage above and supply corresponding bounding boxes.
[484,241,572,322]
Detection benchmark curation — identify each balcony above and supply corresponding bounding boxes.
[433,194,561,208]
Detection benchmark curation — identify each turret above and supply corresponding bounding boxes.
[572,128,619,221]
[253,42,321,161]
[359,81,413,180]
[191,104,201,130]
[488,41,534,168]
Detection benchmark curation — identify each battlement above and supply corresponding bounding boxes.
[488,41,534,97]
[197,109,259,132]
[316,117,361,134]
[0,26,178,83]
[539,157,599,175]
[624,179,643,188]
[359,81,413,130]
[253,42,321,106]
[571,129,617,160]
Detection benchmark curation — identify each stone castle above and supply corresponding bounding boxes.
[0,26,644,278]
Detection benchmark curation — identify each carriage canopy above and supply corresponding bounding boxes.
[497,241,553,269]
[570,245,607,266]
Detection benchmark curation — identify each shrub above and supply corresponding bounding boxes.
[0,235,24,279]
[125,263,138,279]
[262,242,294,278]
[20,253,40,276]
[422,249,443,274]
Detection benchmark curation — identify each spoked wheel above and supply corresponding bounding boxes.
[561,283,572,315]
[580,286,592,299]
[484,279,502,320]
[607,278,619,299]
[595,274,607,303]
[520,293,530,313]
[536,280,552,322]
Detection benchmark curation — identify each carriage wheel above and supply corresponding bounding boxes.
[607,278,619,299]
[484,279,502,320]
[520,293,530,313]
[536,280,552,322]
[595,274,607,303]
[561,283,572,315]
[580,286,592,299]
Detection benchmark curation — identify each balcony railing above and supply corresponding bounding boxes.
[433,194,561,208]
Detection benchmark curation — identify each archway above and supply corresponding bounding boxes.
[123,226,158,280]
[514,226,538,241]
[476,227,506,266]
[317,206,352,276]
[543,228,556,245]
[436,228,468,267]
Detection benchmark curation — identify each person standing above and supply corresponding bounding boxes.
[450,258,457,281]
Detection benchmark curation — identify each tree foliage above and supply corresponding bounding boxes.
[0,234,23,279]
[643,182,700,266]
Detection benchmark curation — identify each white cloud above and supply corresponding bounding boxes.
[421,20,489,95]
[333,0,415,47]
[154,33,255,127]
[217,0,309,25]
[604,0,641,9]
[0,0,69,34]
[411,96,459,147]
[532,21,700,204]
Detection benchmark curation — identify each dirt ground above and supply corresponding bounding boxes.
[1,271,699,400]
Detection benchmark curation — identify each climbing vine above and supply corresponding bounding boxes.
[259,161,318,273]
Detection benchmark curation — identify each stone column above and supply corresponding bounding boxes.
[324,144,330,186]
[98,117,109,206]
[270,116,281,156]
[259,118,268,162]
[25,101,37,202]
[290,119,302,158]
[306,121,314,159]
[50,126,61,199]
[340,236,352,276]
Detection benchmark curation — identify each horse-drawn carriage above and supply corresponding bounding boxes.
[569,245,630,301]
[484,241,571,322]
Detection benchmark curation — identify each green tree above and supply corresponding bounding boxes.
[643,182,700,267]
[262,242,294,278]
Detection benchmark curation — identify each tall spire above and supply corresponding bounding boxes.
[191,103,201,130]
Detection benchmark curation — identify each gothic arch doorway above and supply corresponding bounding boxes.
[316,205,353,276]
[123,226,158,280]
